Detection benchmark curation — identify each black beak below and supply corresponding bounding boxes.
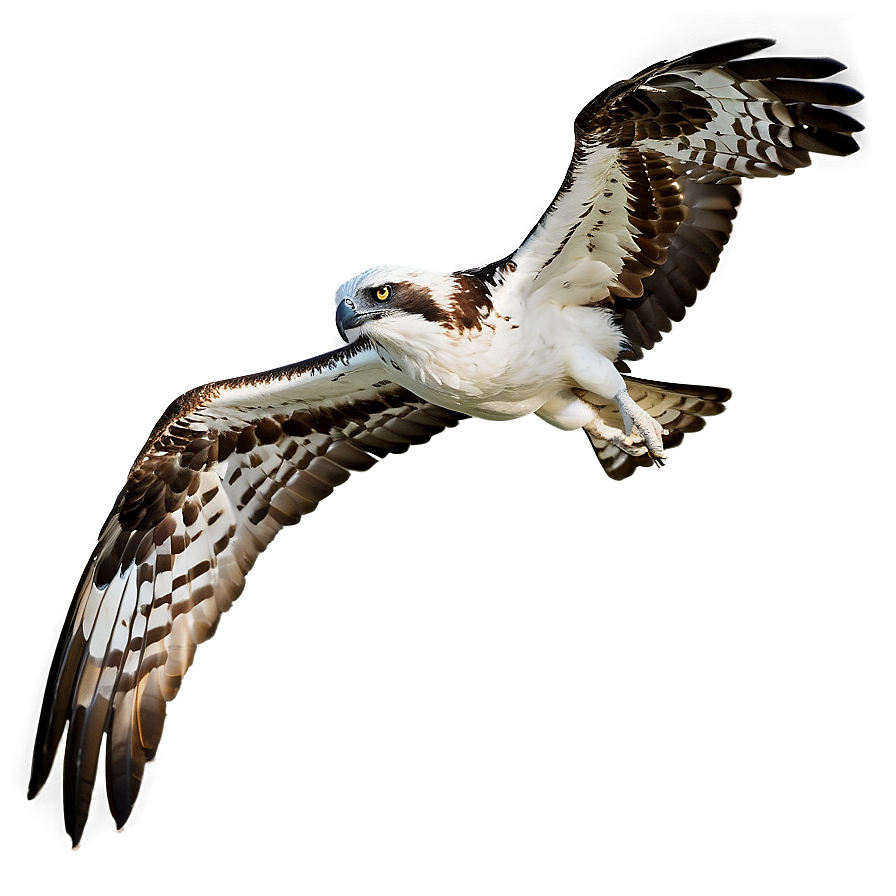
[335,299,364,343]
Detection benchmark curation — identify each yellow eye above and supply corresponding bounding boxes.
[375,285,391,302]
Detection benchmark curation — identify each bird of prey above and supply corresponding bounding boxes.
[29,37,862,846]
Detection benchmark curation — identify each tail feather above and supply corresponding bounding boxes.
[582,376,731,480]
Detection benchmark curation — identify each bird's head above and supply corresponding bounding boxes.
[334,266,493,344]
[336,265,453,342]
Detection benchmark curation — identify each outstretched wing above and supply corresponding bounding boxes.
[467,38,862,359]
[29,336,466,846]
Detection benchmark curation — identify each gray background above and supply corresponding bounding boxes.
[3,3,889,893]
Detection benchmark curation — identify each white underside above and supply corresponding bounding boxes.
[363,298,626,424]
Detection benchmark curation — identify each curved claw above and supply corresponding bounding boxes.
[614,390,668,462]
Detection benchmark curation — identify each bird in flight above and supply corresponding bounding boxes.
[29,37,862,846]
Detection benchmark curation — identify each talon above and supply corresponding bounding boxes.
[585,417,649,457]
[585,393,669,465]
[614,390,667,464]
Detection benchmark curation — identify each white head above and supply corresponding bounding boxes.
[334,265,494,345]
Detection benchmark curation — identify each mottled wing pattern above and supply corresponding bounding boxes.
[580,376,731,480]
[472,38,861,358]
[29,337,466,846]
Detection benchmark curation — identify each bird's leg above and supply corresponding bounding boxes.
[584,414,649,457]
[567,350,669,465]
[613,389,668,465]
[537,390,668,463]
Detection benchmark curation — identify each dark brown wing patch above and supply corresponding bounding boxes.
[576,75,714,148]
[615,178,742,361]
[609,148,685,301]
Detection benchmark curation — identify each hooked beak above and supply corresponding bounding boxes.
[335,299,365,343]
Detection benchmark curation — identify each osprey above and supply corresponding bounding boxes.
[29,38,862,846]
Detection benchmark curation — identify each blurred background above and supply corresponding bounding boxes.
[2,3,890,893]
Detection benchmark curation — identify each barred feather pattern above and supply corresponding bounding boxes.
[29,341,466,846]
[580,37,863,181]
[488,37,862,362]
[615,177,741,362]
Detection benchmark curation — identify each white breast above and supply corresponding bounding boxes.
[365,299,625,421]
